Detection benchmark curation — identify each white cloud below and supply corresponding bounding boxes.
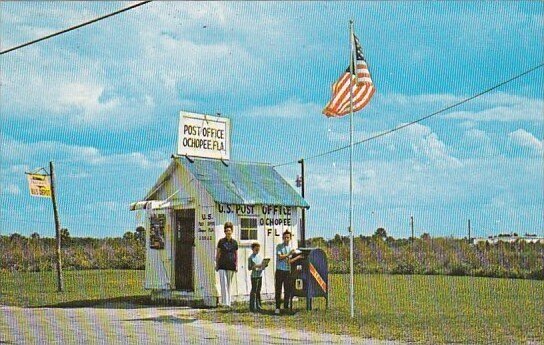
[1,183,21,195]
[508,129,543,155]
[373,92,543,124]
[380,93,463,108]
[445,105,542,122]
[1,2,295,130]
[309,158,462,205]
[0,2,104,48]
[459,121,478,129]
[1,135,170,169]
[142,37,258,96]
[326,131,350,143]
[85,201,125,212]
[534,14,544,27]
[64,171,91,179]
[117,2,307,101]
[56,82,118,113]
[444,93,544,122]
[307,155,542,211]
[1,37,158,130]
[245,99,322,118]
[427,4,544,51]
[464,128,489,141]
[402,124,457,163]
[2,164,30,174]
[86,151,170,169]
[457,128,498,157]
[329,122,461,168]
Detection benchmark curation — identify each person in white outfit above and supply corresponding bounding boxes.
[215,222,238,307]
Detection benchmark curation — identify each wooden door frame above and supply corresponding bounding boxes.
[174,208,195,291]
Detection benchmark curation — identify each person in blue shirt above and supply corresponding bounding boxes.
[248,242,266,312]
[275,230,295,315]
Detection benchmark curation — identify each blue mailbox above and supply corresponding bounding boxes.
[290,247,328,310]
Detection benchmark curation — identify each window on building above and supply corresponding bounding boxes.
[240,217,258,241]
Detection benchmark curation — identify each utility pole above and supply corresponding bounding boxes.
[298,159,306,247]
[50,161,64,292]
[468,219,471,242]
[410,215,414,244]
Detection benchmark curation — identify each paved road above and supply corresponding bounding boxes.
[0,305,402,345]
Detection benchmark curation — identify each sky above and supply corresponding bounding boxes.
[1,1,543,239]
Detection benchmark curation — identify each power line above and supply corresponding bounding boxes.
[274,62,544,168]
[0,1,152,55]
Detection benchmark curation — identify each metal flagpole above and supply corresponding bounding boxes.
[348,20,355,319]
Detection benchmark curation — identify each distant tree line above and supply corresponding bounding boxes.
[0,228,145,271]
[2,227,543,279]
[306,228,544,280]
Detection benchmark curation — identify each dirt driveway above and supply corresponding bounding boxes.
[0,304,402,345]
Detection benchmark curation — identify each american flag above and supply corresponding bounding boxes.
[322,33,375,117]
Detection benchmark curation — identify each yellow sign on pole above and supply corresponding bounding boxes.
[26,173,51,198]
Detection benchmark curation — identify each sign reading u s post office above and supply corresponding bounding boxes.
[178,111,230,160]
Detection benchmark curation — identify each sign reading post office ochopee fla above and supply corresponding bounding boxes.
[130,111,328,307]
[177,111,230,161]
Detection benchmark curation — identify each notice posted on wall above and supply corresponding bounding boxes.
[177,111,230,160]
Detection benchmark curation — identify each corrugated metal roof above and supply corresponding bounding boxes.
[177,157,309,208]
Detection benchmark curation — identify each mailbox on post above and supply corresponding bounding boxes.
[290,247,328,311]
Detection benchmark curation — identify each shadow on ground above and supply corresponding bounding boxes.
[212,305,301,317]
[28,295,151,309]
[30,295,213,309]
[31,297,299,316]
[121,315,198,324]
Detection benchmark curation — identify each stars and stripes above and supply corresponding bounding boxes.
[322,33,375,117]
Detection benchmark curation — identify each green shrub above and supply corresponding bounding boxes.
[448,263,472,276]
[391,260,415,275]
[527,267,544,280]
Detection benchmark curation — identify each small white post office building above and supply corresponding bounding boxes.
[130,156,309,306]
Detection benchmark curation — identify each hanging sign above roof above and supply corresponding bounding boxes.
[177,111,230,160]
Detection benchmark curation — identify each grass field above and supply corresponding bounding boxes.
[1,270,542,344]
[0,270,147,307]
[201,274,544,344]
